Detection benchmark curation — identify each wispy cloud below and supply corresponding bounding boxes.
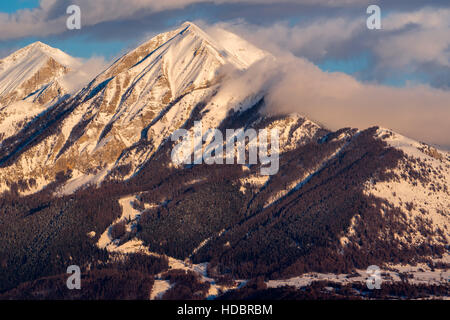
[1,1,449,147]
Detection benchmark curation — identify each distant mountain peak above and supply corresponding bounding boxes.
[2,41,78,68]
[0,42,79,107]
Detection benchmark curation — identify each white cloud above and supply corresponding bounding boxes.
[221,54,450,148]
[375,8,450,68]
[0,0,370,40]
[60,56,109,93]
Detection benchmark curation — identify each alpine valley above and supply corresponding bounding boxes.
[0,22,448,300]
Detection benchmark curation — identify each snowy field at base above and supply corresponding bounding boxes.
[267,254,449,289]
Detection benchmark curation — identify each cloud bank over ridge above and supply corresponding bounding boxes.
[218,52,450,148]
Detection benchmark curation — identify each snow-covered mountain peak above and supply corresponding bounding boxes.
[0,41,80,106]
[177,21,219,45]
[92,22,267,90]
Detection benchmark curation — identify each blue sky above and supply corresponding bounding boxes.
[0,1,449,89]
[0,0,39,13]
